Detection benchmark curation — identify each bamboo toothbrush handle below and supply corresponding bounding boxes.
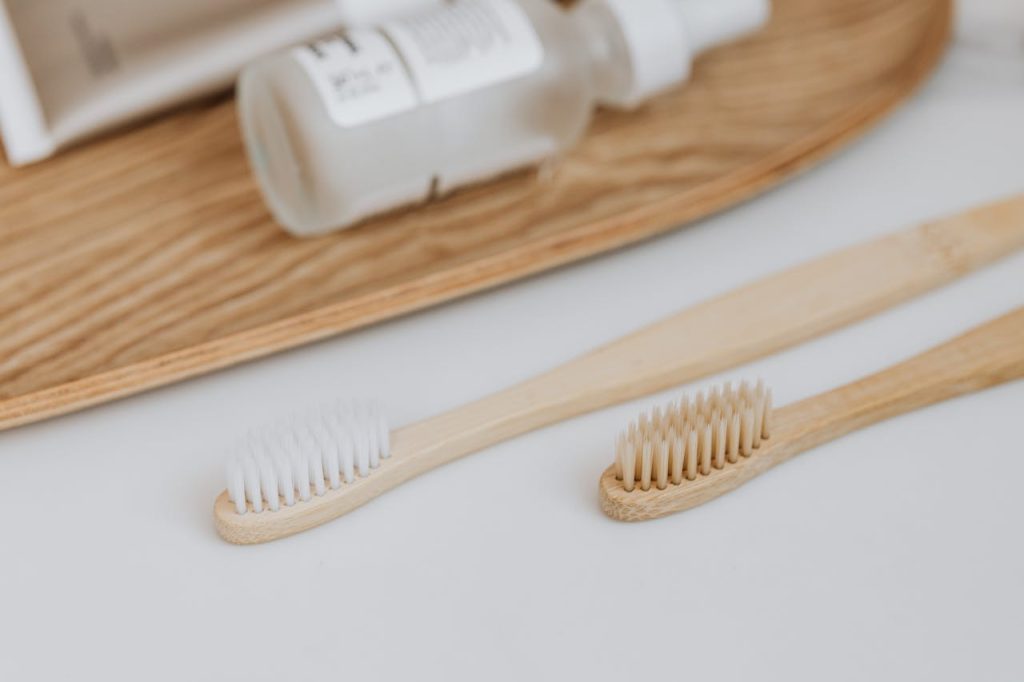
[399,194,1024,466]
[216,197,1024,543]
[775,305,1024,455]
[598,307,1024,522]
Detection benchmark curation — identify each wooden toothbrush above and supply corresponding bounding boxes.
[215,194,1024,544]
[599,306,1024,521]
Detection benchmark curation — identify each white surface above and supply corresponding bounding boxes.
[2,39,1024,682]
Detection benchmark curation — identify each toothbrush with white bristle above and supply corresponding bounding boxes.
[213,196,1024,544]
[224,402,388,516]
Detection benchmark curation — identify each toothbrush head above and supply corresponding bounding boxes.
[599,380,773,520]
[221,401,390,517]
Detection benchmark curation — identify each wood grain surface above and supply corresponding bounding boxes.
[0,0,951,431]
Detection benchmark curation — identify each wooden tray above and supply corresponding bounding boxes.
[0,0,950,431]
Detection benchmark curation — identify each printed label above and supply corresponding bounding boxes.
[294,30,418,128]
[384,0,544,103]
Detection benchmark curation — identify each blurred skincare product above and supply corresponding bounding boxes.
[0,0,440,165]
[336,0,445,24]
[238,0,770,237]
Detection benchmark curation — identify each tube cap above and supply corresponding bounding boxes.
[599,0,770,108]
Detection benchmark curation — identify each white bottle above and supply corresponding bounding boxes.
[239,0,770,237]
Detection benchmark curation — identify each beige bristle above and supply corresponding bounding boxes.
[741,408,754,456]
[727,413,741,463]
[655,440,669,490]
[752,398,765,448]
[622,439,636,492]
[614,434,625,480]
[630,432,638,475]
[640,441,653,491]
[714,418,727,469]
[685,427,698,480]
[699,424,712,475]
[670,434,685,485]
[665,401,678,432]
[613,380,776,492]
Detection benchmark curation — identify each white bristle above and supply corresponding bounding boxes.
[614,381,774,492]
[258,454,280,512]
[243,456,263,513]
[322,420,342,490]
[226,402,390,515]
[271,438,295,507]
[226,456,246,515]
[351,419,369,477]
[377,413,391,460]
[290,448,312,502]
[335,420,356,484]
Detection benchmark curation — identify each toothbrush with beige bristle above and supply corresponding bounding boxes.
[214,194,1024,544]
[599,306,1024,521]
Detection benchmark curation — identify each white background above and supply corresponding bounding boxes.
[1,5,1023,680]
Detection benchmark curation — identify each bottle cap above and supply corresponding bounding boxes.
[599,0,770,108]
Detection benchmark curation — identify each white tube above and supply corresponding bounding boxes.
[0,1,54,165]
[0,0,440,166]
